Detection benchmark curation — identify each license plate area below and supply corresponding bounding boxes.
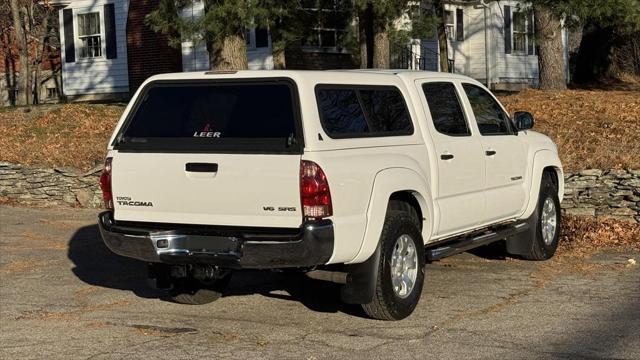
[150,232,242,257]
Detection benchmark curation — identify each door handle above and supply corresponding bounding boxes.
[440,154,455,160]
[185,163,218,172]
[485,150,497,156]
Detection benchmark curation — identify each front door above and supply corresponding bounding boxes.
[418,80,486,237]
[460,83,527,223]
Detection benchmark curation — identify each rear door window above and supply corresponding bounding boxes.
[422,82,470,136]
[115,79,302,153]
[316,86,413,138]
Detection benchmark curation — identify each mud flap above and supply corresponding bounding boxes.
[340,242,381,304]
[506,209,538,256]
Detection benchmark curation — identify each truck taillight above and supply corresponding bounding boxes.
[99,157,113,210]
[300,160,332,219]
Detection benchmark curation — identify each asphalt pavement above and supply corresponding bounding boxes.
[0,205,638,359]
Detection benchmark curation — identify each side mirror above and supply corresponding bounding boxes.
[514,111,535,131]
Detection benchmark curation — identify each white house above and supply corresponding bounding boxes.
[50,0,567,100]
[417,0,569,89]
[53,0,130,100]
[180,1,274,72]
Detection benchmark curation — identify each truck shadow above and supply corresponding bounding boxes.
[67,225,161,299]
[67,224,365,317]
[224,271,366,317]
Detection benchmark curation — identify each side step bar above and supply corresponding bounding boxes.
[426,221,530,261]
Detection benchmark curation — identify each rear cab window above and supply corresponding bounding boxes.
[114,78,303,153]
[315,85,414,139]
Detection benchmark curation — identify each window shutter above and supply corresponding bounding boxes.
[63,9,75,63]
[104,4,117,59]
[504,5,511,54]
[456,8,464,41]
[527,11,535,55]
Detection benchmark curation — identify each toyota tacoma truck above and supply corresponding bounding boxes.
[98,70,563,320]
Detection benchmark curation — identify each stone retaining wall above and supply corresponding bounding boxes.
[563,169,640,223]
[0,162,102,208]
[1,162,639,222]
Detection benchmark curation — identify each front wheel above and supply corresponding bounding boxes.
[521,172,561,260]
[362,211,425,320]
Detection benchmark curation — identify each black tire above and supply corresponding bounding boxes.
[169,273,232,305]
[388,200,421,228]
[521,172,561,260]
[362,211,425,320]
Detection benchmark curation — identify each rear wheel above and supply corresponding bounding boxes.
[362,211,425,320]
[521,172,561,260]
[169,272,232,305]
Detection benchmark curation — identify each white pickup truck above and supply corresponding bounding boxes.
[98,70,563,320]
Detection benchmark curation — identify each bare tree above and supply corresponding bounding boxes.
[31,4,54,104]
[10,0,29,105]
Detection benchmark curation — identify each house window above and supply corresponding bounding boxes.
[77,12,102,58]
[444,9,464,41]
[300,0,350,51]
[509,10,534,55]
[246,27,270,50]
[444,10,455,40]
[47,87,58,99]
[512,11,527,53]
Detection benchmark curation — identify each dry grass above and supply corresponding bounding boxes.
[497,86,640,172]
[0,83,638,172]
[0,104,124,171]
[559,214,640,255]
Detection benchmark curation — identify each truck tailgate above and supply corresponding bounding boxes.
[112,152,302,228]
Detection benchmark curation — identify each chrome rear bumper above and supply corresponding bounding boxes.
[98,211,334,269]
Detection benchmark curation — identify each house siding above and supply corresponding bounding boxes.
[446,3,488,81]
[420,0,549,87]
[58,0,130,97]
[488,0,538,85]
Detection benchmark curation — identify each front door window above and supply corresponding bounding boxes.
[462,84,513,135]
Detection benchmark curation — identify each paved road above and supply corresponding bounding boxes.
[1,205,639,359]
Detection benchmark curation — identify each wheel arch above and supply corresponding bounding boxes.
[522,150,564,219]
[389,190,426,229]
[347,167,434,264]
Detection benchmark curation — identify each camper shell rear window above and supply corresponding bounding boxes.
[114,78,303,153]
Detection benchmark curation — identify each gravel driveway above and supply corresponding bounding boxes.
[1,205,638,359]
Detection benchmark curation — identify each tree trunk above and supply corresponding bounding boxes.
[270,29,286,70]
[534,6,566,90]
[372,19,389,69]
[358,12,367,69]
[207,33,248,71]
[434,0,449,73]
[437,26,449,72]
[272,47,286,70]
[31,43,44,105]
[10,0,29,106]
[33,11,49,105]
[358,5,373,69]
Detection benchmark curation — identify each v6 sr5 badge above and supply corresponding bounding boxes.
[261,205,297,213]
